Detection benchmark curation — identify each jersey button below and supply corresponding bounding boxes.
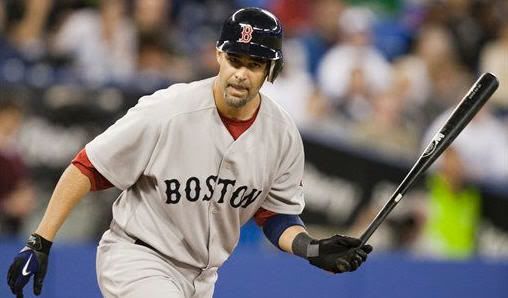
[211,207,219,214]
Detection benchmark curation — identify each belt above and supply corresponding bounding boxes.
[134,238,157,252]
[109,220,160,254]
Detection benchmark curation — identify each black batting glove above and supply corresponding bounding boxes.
[7,233,52,297]
[292,233,373,274]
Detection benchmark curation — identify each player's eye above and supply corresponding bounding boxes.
[227,56,240,66]
[249,62,262,70]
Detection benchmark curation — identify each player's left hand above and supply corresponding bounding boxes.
[7,233,52,297]
[308,235,373,274]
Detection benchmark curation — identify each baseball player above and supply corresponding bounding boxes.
[7,7,372,298]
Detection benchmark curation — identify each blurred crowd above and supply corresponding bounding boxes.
[0,0,507,260]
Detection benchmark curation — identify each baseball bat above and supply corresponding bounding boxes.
[359,72,499,246]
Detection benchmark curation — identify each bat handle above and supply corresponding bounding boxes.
[359,193,403,246]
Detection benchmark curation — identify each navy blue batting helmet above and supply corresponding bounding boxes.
[217,7,284,83]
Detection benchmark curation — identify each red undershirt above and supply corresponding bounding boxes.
[71,107,276,226]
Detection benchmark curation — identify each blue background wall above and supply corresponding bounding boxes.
[1,238,507,298]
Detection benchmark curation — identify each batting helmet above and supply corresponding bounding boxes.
[217,7,284,83]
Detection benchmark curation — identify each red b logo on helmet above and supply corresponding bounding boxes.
[238,24,253,43]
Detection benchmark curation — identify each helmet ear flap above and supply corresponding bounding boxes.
[267,59,284,83]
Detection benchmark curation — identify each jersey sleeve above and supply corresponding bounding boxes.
[85,95,162,190]
[262,129,305,215]
[72,148,114,191]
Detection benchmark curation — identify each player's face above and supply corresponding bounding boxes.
[216,51,268,108]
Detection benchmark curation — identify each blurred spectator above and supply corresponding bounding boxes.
[169,1,234,80]
[192,39,220,80]
[268,0,311,37]
[51,0,136,85]
[131,0,194,85]
[421,0,499,72]
[134,31,194,89]
[480,19,508,113]
[261,39,327,125]
[441,0,486,72]
[350,89,419,157]
[2,0,53,61]
[418,147,481,259]
[0,98,35,235]
[424,106,508,183]
[389,57,430,132]
[317,6,392,122]
[134,33,169,79]
[172,1,233,57]
[398,25,470,126]
[133,0,171,37]
[297,0,345,79]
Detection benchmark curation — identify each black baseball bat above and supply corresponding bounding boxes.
[359,72,499,246]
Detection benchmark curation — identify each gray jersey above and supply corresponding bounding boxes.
[86,77,305,269]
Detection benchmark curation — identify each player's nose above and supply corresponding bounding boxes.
[233,67,249,81]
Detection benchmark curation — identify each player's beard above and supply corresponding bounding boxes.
[224,93,250,108]
[223,85,253,108]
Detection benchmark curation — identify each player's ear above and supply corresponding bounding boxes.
[216,50,222,64]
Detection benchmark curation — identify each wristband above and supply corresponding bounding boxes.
[26,233,53,255]
[292,232,319,259]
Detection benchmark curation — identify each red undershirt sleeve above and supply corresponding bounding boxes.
[71,148,114,191]
[254,208,278,226]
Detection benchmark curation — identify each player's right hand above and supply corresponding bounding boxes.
[308,235,372,274]
[7,233,52,297]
